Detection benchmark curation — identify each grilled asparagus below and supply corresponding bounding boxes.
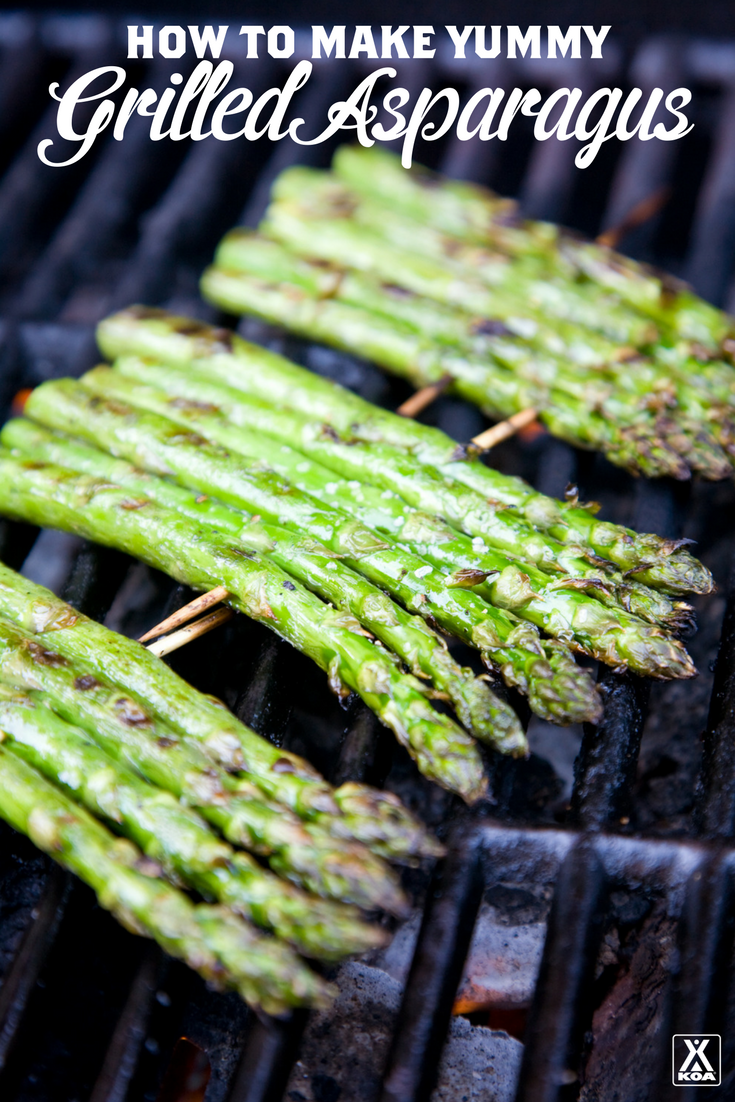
[0,561,436,860]
[3,418,524,757]
[95,307,713,595]
[0,452,488,807]
[19,380,603,723]
[52,366,693,684]
[0,744,335,1014]
[0,613,409,911]
[0,686,386,959]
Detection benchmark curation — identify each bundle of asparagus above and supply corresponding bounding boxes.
[0,567,454,1014]
[199,145,735,481]
[0,454,495,802]
[0,309,708,815]
[331,146,731,349]
[0,743,336,1015]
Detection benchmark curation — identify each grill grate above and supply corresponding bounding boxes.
[0,15,735,1102]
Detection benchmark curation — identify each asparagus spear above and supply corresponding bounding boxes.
[332,145,733,348]
[296,227,735,469]
[240,162,735,477]
[81,363,616,585]
[78,363,695,680]
[0,560,436,859]
[0,686,386,959]
[0,613,410,911]
[0,454,487,811]
[213,232,734,482]
[263,168,660,348]
[0,743,335,1013]
[3,418,524,757]
[92,356,688,633]
[216,230,625,370]
[21,379,602,723]
[95,308,713,595]
[200,265,696,482]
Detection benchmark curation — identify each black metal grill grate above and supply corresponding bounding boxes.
[1,15,735,1102]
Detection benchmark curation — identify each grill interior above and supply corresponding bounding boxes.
[1,15,735,1102]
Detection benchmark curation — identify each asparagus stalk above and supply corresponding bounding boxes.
[94,357,689,633]
[77,363,695,681]
[200,264,697,483]
[0,686,386,959]
[213,232,734,481]
[83,364,614,585]
[332,145,733,349]
[0,613,410,911]
[21,379,602,723]
[215,230,625,370]
[95,308,713,595]
[0,453,487,812]
[0,743,335,1013]
[3,418,524,757]
[311,237,735,468]
[0,559,436,859]
[242,163,735,477]
[264,168,660,348]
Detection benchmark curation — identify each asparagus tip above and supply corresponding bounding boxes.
[449,677,528,759]
[334,782,445,859]
[531,643,604,726]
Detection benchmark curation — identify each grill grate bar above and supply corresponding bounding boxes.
[660,856,734,1101]
[0,867,69,1077]
[695,550,735,838]
[226,1011,309,1102]
[600,38,685,256]
[375,824,735,1102]
[108,122,249,311]
[569,476,687,831]
[0,26,118,288]
[518,65,601,223]
[685,49,735,303]
[239,61,353,229]
[515,840,607,1102]
[88,946,163,1102]
[570,670,649,831]
[379,829,485,1102]
[332,703,393,789]
[17,57,189,322]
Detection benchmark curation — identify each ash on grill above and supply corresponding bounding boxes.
[0,15,735,1102]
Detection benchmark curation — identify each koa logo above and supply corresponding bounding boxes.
[672,1035,721,1087]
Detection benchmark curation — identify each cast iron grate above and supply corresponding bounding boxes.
[0,15,734,1102]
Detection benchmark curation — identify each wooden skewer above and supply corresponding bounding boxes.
[139,585,229,643]
[471,408,539,452]
[595,186,670,249]
[11,388,33,417]
[397,375,453,418]
[146,607,235,658]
